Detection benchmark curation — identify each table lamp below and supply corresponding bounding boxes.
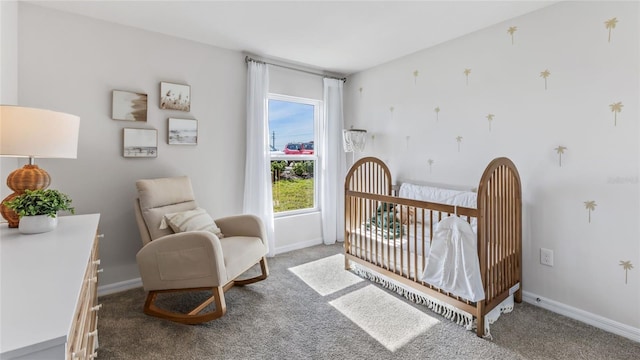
[0,105,80,227]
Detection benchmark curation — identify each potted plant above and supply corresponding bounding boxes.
[3,189,75,234]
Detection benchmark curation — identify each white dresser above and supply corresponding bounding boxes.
[0,214,101,359]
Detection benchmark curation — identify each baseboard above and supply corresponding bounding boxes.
[522,291,640,343]
[274,237,323,255]
[98,277,142,297]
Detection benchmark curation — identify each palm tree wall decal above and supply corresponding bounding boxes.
[554,146,567,167]
[463,68,471,86]
[619,260,633,284]
[584,200,597,223]
[540,69,551,90]
[605,17,618,43]
[434,106,440,121]
[609,101,623,126]
[428,159,434,173]
[486,113,495,131]
[507,26,518,45]
[456,136,463,152]
[413,70,419,85]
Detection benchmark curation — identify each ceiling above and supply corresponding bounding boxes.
[28,1,557,75]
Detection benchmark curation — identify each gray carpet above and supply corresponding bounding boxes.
[97,243,640,359]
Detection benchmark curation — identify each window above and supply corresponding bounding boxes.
[268,94,321,215]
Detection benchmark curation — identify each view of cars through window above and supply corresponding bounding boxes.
[283,141,314,155]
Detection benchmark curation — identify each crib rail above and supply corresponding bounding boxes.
[345,190,477,295]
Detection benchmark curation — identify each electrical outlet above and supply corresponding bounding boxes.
[540,248,554,267]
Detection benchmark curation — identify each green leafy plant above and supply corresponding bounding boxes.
[271,160,287,177]
[293,161,314,177]
[3,189,75,218]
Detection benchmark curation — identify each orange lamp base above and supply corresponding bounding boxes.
[1,164,51,228]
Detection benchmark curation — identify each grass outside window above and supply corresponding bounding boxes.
[271,159,315,213]
[272,178,314,213]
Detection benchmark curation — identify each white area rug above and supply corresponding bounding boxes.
[288,253,363,296]
[329,285,440,352]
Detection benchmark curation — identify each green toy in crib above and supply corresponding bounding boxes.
[366,202,403,238]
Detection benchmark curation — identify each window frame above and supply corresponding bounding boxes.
[268,93,322,217]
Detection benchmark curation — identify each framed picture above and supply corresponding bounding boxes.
[123,128,157,158]
[160,82,191,111]
[168,118,198,145]
[112,90,147,121]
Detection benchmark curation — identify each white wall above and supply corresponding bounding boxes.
[270,65,323,100]
[1,0,17,104]
[344,1,639,332]
[16,3,247,285]
[0,0,19,196]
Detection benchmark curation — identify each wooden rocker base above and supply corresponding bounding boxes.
[143,257,269,324]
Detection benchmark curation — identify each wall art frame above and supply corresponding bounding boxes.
[168,118,198,145]
[123,128,158,158]
[160,82,191,111]
[112,90,148,122]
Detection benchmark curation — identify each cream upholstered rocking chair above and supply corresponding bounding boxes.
[133,176,268,324]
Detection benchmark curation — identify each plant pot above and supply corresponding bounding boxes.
[18,215,58,234]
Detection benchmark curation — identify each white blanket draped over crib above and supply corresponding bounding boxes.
[421,216,485,302]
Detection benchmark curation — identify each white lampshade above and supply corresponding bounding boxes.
[342,128,367,153]
[0,105,80,227]
[0,105,80,159]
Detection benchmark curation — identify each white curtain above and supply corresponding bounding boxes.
[319,78,346,245]
[243,61,275,256]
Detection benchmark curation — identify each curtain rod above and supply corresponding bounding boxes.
[245,56,347,83]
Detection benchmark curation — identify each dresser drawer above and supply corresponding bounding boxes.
[68,234,101,360]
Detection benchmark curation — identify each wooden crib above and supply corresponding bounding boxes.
[344,156,522,337]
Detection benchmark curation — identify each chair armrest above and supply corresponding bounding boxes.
[215,214,267,244]
[136,231,227,291]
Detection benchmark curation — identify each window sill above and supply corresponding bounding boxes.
[274,208,320,219]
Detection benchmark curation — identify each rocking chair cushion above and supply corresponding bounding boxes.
[137,176,199,241]
[137,176,195,210]
[220,236,268,280]
[161,207,224,238]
